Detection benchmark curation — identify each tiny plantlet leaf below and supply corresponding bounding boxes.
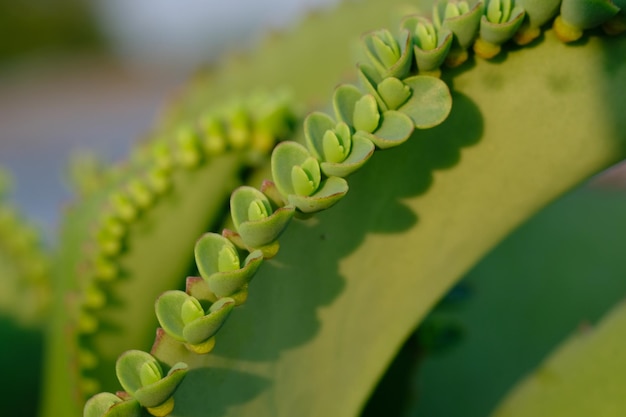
[272,141,322,198]
[365,110,415,149]
[353,94,381,133]
[83,392,141,417]
[116,350,188,410]
[560,0,620,29]
[304,112,337,160]
[377,77,412,110]
[195,233,242,278]
[320,133,375,177]
[207,250,263,298]
[180,297,204,325]
[322,130,347,163]
[478,4,526,50]
[363,29,413,78]
[333,85,362,126]
[357,64,387,110]
[403,15,454,73]
[397,75,452,128]
[517,0,561,28]
[291,166,313,196]
[291,162,319,196]
[155,291,189,341]
[247,199,270,222]
[217,246,240,272]
[231,186,295,249]
[139,362,162,387]
[287,176,349,213]
[433,0,484,49]
[182,297,235,345]
[116,350,162,395]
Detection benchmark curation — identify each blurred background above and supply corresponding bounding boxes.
[0,0,341,235]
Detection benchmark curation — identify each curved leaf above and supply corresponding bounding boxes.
[492,300,626,417]
[152,32,626,417]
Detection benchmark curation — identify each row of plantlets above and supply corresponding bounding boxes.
[70,91,297,401]
[83,0,626,416]
[0,168,50,325]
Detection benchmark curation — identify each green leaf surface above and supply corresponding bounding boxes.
[492,299,626,417]
[413,188,626,417]
[152,31,626,417]
[41,155,244,417]
[398,75,452,129]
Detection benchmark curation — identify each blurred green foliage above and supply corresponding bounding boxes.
[0,0,104,65]
[413,187,626,417]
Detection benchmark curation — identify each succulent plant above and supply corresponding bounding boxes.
[2,1,626,417]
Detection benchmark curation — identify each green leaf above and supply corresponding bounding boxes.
[377,77,412,110]
[433,0,484,49]
[561,0,620,29]
[154,30,626,417]
[195,233,240,278]
[206,250,263,299]
[83,393,141,417]
[304,112,337,160]
[271,142,321,198]
[182,297,235,345]
[415,188,626,417]
[517,0,562,28]
[492,300,626,417]
[333,85,363,127]
[320,134,375,178]
[362,29,413,79]
[357,64,387,111]
[479,8,526,46]
[353,94,381,133]
[231,186,295,249]
[402,15,454,72]
[155,291,190,342]
[365,111,415,149]
[398,75,452,129]
[286,176,349,213]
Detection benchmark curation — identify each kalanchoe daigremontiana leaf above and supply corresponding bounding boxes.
[230,185,295,250]
[353,94,381,133]
[514,0,561,44]
[362,29,413,79]
[396,75,453,129]
[83,392,141,417]
[155,290,235,354]
[183,297,235,344]
[115,350,188,416]
[194,232,263,302]
[554,0,620,42]
[304,111,375,177]
[433,0,484,66]
[361,111,414,149]
[475,0,526,59]
[333,84,363,126]
[357,64,388,110]
[271,141,349,213]
[402,15,453,76]
[304,112,341,160]
[377,77,412,110]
